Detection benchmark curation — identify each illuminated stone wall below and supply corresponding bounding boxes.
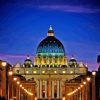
[34,56,68,66]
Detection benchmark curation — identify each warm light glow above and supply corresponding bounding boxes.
[83,81,86,85]
[67,93,72,96]
[22,87,24,89]
[2,61,7,66]
[62,97,65,100]
[42,71,45,74]
[17,81,20,85]
[67,91,74,96]
[92,71,96,76]
[26,71,29,74]
[20,84,22,87]
[35,97,37,100]
[67,87,80,96]
[78,87,81,90]
[9,71,13,76]
[24,89,27,91]
[54,71,57,73]
[70,71,73,74]
[33,71,37,74]
[80,84,83,88]
[86,77,91,82]
[23,89,33,96]
[62,71,66,74]
[28,92,33,96]
[13,77,17,81]
[75,89,78,92]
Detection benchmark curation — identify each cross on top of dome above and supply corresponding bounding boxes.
[49,25,53,30]
[47,25,54,36]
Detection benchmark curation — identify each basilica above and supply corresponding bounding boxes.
[12,26,88,99]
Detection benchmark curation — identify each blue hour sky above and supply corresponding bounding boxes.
[0,0,100,71]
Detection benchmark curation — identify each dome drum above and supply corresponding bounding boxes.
[34,56,67,66]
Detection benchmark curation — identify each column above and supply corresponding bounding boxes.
[37,80,39,98]
[48,76,51,100]
[16,86,19,100]
[92,75,96,100]
[12,84,14,100]
[52,80,54,98]
[40,80,42,98]
[19,88,20,100]
[60,81,62,98]
[57,80,60,98]
[45,80,47,98]
[82,85,85,100]
[86,83,90,100]
[73,93,76,100]
[79,89,82,100]
[8,76,13,100]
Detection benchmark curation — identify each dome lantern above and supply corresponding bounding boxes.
[47,25,54,36]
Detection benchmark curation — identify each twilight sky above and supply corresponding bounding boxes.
[0,0,100,71]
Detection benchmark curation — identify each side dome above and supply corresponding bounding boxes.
[24,56,33,67]
[36,26,65,56]
[68,56,78,67]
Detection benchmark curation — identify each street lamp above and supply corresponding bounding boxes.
[86,77,91,82]
[35,97,37,100]
[83,81,86,85]
[2,62,7,66]
[1,61,8,100]
[86,77,91,100]
[8,69,13,100]
[82,81,86,100]
[92,71,96,100]
[80,84,83,88]
[62,97,65,100]
[13,77,17,81]
[17,81,20,85]
[92,71,96,76]
[80,84,83,100]
[19,84,22,87]
[8,70,13,76]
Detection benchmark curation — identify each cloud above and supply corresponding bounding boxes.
[0,54,33,58]
[38,5,100,13]
[1,0,100,13]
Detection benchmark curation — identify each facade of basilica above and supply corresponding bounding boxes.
[12,26,88,99]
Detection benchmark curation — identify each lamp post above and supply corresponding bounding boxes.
[8,70,13,100]
[80,84,83,100]
[2,61,8,100]
[83,81,86,100]
[86,77,91,100]
[92,71,96,100]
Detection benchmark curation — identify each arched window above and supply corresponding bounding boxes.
[16,70,20,74]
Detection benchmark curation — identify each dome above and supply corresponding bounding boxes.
[36,26,65,56]
[24,56,33,67]
[68,56,78,67]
